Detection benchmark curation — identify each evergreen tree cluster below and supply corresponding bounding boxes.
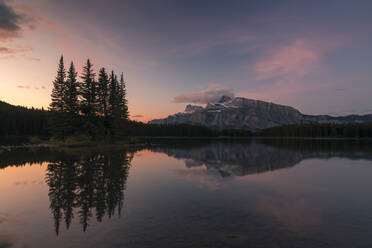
[49,56,129,140]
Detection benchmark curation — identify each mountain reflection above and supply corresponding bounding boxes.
[151,140,372,178]
[44,150,133,235]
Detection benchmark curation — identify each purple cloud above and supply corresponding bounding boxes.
[0,1,36,59]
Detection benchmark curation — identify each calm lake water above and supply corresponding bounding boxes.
[1,139,372,248]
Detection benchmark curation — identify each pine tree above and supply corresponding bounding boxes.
[107,71,121,138]
[108,71,119,119]
[80,59,97,117]
[50,56,66,112]
[65,62,79,115]
[49,56,68,138]
[97,68,109,118]
[118,73,129,121]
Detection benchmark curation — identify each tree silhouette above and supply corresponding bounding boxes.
[46,161,65,235]
[49,56,66,112]
[119,73,129,121]
[65,62,79,115]
[97,68,110,119]
[79,59,97,118]
[45,149,133,234]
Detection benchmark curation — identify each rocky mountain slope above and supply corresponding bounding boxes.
[149,96,372,131]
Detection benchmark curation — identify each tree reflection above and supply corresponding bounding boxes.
[45,150,133,235]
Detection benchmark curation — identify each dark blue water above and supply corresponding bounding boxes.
[1,140,372,248]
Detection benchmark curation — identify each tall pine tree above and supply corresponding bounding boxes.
[50,56,66,112]
[119,73,129,121]
[107,71,121,138]
[49,56,68,138]
[65,62,79,115]
[80,59,97,118]
[108,71,119,119]
[97,68,109,118]
[60,61,80,137]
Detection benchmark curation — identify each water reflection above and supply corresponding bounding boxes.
[0,147,136,235]
[1,139,372,246]
[45,151,133,234]
[151,140,372,177]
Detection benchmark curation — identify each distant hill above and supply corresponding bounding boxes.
[150,96,372,131]
[0,100,49,137]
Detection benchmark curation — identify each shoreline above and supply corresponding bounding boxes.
[1,136,372,151]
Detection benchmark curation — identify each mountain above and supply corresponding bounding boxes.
[149,96,372,131]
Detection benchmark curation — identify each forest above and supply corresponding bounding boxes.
[0,100,49,137]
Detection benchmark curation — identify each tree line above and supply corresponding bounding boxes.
[0,100,49,138]
[127,121,253,137]
[258,123,372,138]
[49,56,129,140]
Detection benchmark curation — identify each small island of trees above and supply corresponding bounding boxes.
[49,56,129,141]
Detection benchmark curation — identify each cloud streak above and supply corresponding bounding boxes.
[0,45,33,54]
[17,85,30,89]
[17,84,46,90]
[173,85,235,104]
[254,40,322,81]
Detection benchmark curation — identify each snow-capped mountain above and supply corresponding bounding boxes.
[149,96,372,131]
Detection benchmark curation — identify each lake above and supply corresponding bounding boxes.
[1,139,372,248]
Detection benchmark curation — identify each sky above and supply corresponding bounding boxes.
[1,0,372,122]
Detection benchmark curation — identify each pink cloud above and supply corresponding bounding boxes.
[239,79,333,106]
[233,36,349,103]
[254,40,322,80]
[0,45,33,54]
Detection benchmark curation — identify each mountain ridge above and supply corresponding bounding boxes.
[149,96,372,131]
